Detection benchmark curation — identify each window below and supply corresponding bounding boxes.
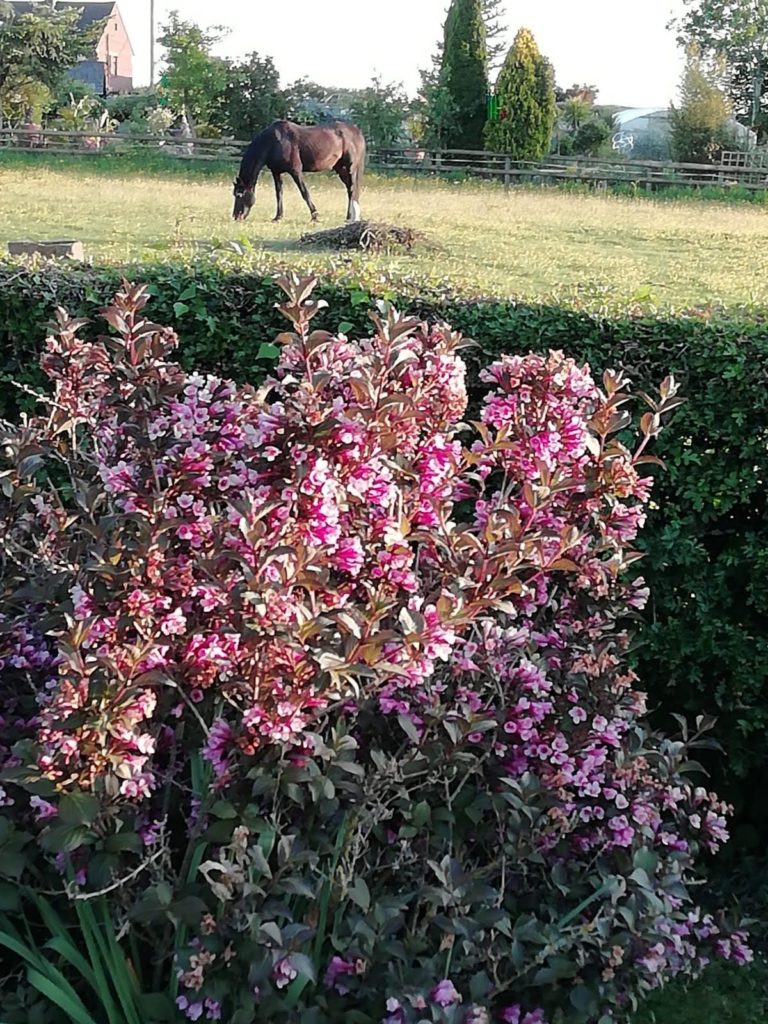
[113,56,118,75]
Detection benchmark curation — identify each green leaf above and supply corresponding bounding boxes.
[210,800,238,819]
[44,936,99,993]
[59,791,100,826]
[178,285,197,301]
[104,831,143,854]
[260,921,283,945]
[397,714,420,744]
[169,896,207,927]
[338,321,355,333]
[139,993,175,1021]
[569,983,600,1015]
[348,876,370,912]
[633,847,659,874]
[288,952,316,983]
[204,819,236,843]
[0,883,19,911]
[173,301,189,316]
[257,342,281,360]
[412,800,431,827]
[40,824,95,854]
[27,967,98,1024]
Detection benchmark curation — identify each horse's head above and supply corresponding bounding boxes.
[232,177,255,221]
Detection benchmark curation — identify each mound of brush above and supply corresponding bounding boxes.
[299,220,432,253]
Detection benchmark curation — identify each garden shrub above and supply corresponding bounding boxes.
[0,277,750,1024]
[1,258,768,828]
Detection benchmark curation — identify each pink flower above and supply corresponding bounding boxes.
[431,979,461,1007]
[30,795,57,820]
[323,955,356,994]
[273,958,297,989]
[204,999,222,1021]
[160,608,187,636]
[202,719,234,778]
[332,537,365,576]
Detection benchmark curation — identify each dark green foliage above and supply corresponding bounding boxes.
[633,959,768,1023]
[156,13,228,127]
[441,0,488,149]
[218,52,286,139]
[1,257,768,825]
[674,0,768,136]
[485,28,556,158]
[348,75,410,150]
[481,0,508,72]
[0,2,99,116]
[670,46,734,163]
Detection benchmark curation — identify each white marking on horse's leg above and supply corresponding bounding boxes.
[350,200,361,222]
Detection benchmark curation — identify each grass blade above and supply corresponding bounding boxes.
[26,967,98,1024]
[95,899,142,1024]
[73,899,122,1024]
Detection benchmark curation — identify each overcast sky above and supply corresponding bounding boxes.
[118,0,687,108]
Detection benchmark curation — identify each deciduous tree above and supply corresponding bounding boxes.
[670,44,734,162]
[673,0,768,136]
[157,12,228,127]
[219,52,285,139]
[0,1,96,126]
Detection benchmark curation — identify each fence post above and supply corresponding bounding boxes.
[504,156,511,190]
[435,150,443,174]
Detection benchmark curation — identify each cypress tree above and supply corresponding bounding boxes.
[441,0,488,150]
[484,27,556,159]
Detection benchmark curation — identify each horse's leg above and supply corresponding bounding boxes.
[272,170,284,222]
[289,169,319,221]
[334,162,356,221]
[350,154,363,222]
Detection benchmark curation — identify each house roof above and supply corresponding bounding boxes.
[6,2,116,31]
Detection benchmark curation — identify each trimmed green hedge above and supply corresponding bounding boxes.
[2,257,768,841]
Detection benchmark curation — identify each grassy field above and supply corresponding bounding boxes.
[1,152,768,307]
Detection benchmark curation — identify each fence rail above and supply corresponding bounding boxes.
[2,129,767,191]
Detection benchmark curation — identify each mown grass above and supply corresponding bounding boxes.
[2,151,768,307]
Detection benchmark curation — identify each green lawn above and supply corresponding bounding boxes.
[2,152,768,307]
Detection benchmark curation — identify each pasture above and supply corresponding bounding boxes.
[1,152,768,306]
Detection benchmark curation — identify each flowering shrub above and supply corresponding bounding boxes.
[0,276,749,1024]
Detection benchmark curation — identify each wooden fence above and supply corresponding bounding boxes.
[2,128,768,191]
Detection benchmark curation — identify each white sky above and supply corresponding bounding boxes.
[118,0,687,108]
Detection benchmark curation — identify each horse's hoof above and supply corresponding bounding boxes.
[311,213,319,222]
[273,216,283,223]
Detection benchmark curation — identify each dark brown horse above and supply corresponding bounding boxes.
[232,120,366,224]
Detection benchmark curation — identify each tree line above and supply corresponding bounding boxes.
[0,0,765,159]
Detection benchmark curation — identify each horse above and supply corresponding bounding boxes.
[232,120,366,224]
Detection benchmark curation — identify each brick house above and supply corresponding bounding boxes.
[8,2,134,95]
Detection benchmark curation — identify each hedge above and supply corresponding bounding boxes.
[1,256,767,843]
